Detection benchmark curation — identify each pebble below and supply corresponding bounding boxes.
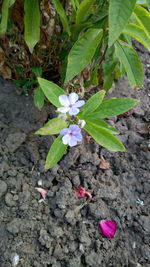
[0,180,7,197]
[11,253,19,266]
[5,193,17,206]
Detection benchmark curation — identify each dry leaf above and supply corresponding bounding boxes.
[99,155,110,170]
[12,0,24,31]
[137,125,150,134]
[0,47,5,66]
[0,64,12,79]
[118,109,134,117]
[85,136,92,143]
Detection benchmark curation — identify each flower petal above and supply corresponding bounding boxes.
[69,107,79,115]
[75,186,92,200]
[98,220,117,238]
[69,136,77,147]
[75,186,86,198]
[74,100,85,108]
[35,187,48,199]
[60,128,69,135]
[74,132,82,142]
[59,95,70,106]
[57,106,70,113]
[62,134,70,145]
[69,92,79,104]
[69,124,81,132]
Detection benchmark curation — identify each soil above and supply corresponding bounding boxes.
[0,43,150,267]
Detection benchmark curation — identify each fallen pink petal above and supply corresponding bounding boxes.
[35,187,48,199]
[75,186,92,201]
[98,220,117,238]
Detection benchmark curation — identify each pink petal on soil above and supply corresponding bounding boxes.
[75,186,92,201]
[98,220,117,238]
[35,187,48,199]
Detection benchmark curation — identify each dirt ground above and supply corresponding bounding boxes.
[0,43,150,267]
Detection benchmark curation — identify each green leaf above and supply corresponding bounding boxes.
[147,0,150,10]
[136,0,146,4]
[76,0,96,26]
[109,0,137,46]
[9,0,16,6]
[24,0,40,53]
[133,5,150,37]
[136,0,150,8]
[78,90,105,118]
[32,66,42,77]
[65,28,103,83]
[86,98,139,119]
[0,0,9,35]
[102,59,117,90]
[35,117,68,135]
[71,0,79,10]
[38,78,65,107]
[115,40,144,88]
[86,118,119,135]
[45,135,68,169]
[34,86,45,110]
[53,0,70,36]
[84,123,125,152]
[123,23,150,51]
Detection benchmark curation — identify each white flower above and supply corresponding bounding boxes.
[57,92,85,115]
[60,124,82,147]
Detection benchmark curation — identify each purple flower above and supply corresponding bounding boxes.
[98,220,117,238]
[57,93,85,115]
[60,124,82,147]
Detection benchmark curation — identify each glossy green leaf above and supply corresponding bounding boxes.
[86,98,139,119]
[53,0,70,36]
[65,28,103,83]
[0,0,9,34]
[34,86,45,110]
[38,78,65,107]
[133,5,150,37]
[86,118,119,135]
[35,117,68,135]
[109,0,136,46]
[76,0,96,26]
[115,40,144,88]
[84,123,125,152]
[123,24,150,51]
[78,90,105,118]
[45,135,68,169]
[24,0,40,53]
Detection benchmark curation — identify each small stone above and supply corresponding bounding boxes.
[0,161,9,176]
[79,243,85,253]
[13,195,19,201]
[65,210,76,225]
[7,169,17,177]
[5,193,17,206]
[0,180,7,197]
[11,253,19,266]
[22,183,29,190]
[48,225,63,238]
[37,180,43,186]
